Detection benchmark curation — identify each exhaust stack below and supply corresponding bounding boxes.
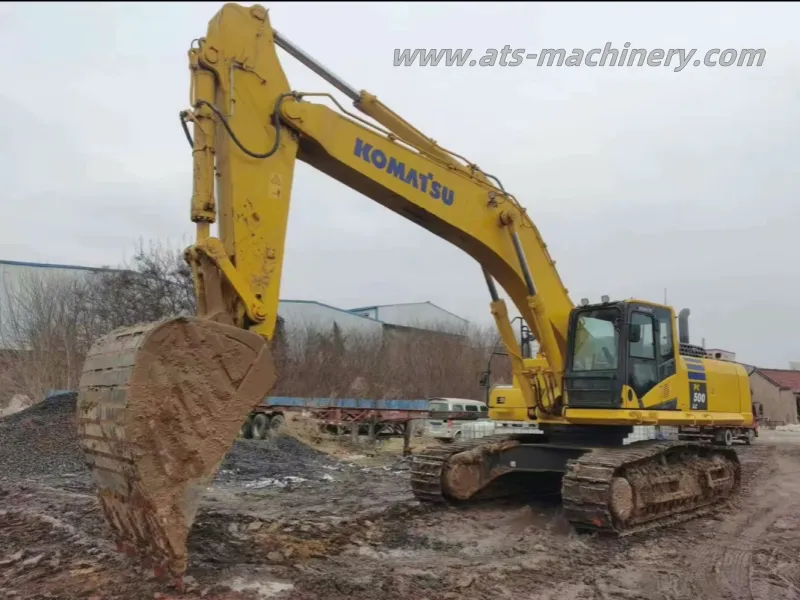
[678,308,691,344]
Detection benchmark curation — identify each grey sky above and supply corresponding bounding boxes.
[1,2,797,367]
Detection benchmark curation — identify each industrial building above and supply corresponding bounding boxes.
[0,260,123,350]
[0,259,468,351]
[347,302,468,333]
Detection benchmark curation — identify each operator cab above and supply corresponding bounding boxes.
[563,299,676,409]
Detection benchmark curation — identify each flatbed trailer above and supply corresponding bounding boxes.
[242,396,435,455]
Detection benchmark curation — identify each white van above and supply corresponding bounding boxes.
[424,397,495,442]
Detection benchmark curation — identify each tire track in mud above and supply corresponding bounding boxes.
[689,443,800,600]
[717,502,789,599]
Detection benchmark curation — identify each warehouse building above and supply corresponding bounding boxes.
[0,259,468,351]
[0,259,123,350]
[347,301,469,333]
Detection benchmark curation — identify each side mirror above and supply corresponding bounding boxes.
[479,371,489,387]
[628,324,642,343]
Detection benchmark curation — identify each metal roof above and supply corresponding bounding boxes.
[0,259,125,273]
[346,301,468,323]
[279,299,382,322]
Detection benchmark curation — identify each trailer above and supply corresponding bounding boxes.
[241,396,435,455]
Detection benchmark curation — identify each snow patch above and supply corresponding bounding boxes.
[775,424,800,433]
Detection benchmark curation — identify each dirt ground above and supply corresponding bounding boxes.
[2,397,800,600]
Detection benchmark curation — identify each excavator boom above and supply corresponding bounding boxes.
[76,3,746,580]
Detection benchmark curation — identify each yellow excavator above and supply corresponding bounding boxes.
[76,3,753,580]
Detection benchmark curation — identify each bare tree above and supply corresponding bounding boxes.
[0,240,198,409]
[85,239,196,331]
[0,268,95,404]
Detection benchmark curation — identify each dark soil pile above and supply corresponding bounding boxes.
[0,392,343,486]
[0,391,86,481]
[217,436,341,484]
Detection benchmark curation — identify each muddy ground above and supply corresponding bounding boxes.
[2,395,800,600]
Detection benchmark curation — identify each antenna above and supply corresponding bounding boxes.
[664,288,667,304]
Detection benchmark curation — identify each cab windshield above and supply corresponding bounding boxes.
[571,308,620,371]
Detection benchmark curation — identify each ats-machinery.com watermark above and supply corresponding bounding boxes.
[393,43,767,72]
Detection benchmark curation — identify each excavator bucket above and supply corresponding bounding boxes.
[76,316,276,578]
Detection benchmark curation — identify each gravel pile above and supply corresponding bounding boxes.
[0,391,87,481]
[0,391,343,486]
[217,436,341,484]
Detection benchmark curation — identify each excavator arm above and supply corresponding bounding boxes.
[185,3,574,396]
[76,4,749,580]
[76,3,575,580]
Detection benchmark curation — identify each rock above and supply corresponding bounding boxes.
[228,523,239,534]
[48,557,61,569]
[457,575,475,589]
[246,521,262,532]
[21,554,45,568]
[341,544,360,556]
[267,551,283,562]
[283,547,295,559]
[0,550,25,567]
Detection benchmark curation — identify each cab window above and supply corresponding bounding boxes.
[571,308,620,371]
[628,311,659,399]
[630,312,655,359]
[653,307,676,379]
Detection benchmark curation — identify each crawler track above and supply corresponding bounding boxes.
[562,441,740,535]
[410,434,525,503]
[411,437,740,536]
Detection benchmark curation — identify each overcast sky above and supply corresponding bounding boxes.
[0,2,797,367]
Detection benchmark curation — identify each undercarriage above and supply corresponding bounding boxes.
[410,429,741,535]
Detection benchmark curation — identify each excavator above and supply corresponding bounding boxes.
[76,3,754,580]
